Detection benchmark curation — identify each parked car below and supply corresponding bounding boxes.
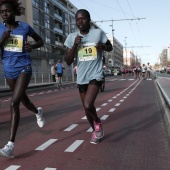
[104,69,112,76]
[167,69,170,74]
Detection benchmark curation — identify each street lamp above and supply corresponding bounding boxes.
[109,23,115,68]
[124,37,127,66]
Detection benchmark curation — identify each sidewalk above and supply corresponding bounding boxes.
[0,81,75,97]
[156,77,170,107]
[156,77,170,140]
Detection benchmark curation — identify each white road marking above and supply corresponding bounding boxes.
[101,115,109,120]
[46,90,52,93]
[87,127,93,132]
[108,99,112,102]
[39,92,45,94]
[5,165,21,170]
[29,93,36,96]
[64,124,78,131]
[112,96,117,99]
[65,140,84,152]
[96,108,101,112]
[101,103,108,106]
[115,103,120,106]
[81,116,87,119]
[35,139,58,151]
[109,108,116,112]
[44,168,57,170]
[123,97,127,98]
[119,100,124,102]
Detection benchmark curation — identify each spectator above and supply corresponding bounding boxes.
[55,60,65,87]
[51,64,56,82]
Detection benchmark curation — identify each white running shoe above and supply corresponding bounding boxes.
[36,107,45,128]
[0,144,14,158]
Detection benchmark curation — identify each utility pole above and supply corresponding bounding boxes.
[66,0,74,82]
[125,37,127,67]
[93,18,146,68]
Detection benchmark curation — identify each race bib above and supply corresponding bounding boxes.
[78,43,97,61]
[4,34,23,52]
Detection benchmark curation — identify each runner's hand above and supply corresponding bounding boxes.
[25,41,33,52]
[96,43,106,51]
[73,34,83,47]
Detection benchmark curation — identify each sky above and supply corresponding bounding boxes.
[69,0,170,65]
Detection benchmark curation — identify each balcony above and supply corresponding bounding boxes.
[54,27,63,34]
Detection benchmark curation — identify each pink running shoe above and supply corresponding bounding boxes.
[90,132,99,144]
[94,121,104,139]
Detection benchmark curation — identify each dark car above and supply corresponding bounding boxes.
[167,69,170,74]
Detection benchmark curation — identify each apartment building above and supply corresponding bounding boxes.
[0,0,79,81]
[0,0,123,82]
[105,36,123,69]
[123,49,137,67]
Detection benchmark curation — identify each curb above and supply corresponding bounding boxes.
[0,81,76,97]
[156,79,170,107]
[155,79,170,140]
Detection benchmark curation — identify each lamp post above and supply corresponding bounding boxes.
[109,23,115,68]
[125,37,127,67]
[66,0,74,82]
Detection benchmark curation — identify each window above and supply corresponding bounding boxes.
[44,1,49,14]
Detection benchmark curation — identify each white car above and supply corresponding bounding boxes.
[104,69,112,76]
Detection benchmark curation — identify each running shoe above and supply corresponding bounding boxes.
[0,144,14,158]
[90,132,99,144]
[36,107,45,128]
[94,121,104,139]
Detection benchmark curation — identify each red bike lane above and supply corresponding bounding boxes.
[0,78,170,170]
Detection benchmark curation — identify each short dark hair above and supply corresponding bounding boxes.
[75,9,91,20]
[0,0,22,16]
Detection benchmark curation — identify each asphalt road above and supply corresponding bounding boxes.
[0,76,170,170]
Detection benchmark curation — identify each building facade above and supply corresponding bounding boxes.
[105,36,123,69]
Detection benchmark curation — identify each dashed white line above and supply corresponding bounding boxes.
[64,124,78,131]
[108,99,112,102]
[119,99,124,102]
[65,140,84,152]
[5,165,21,170]
[96,108,101,112]
[100,115,109,120]
[86,127,93,132]
[81,116,87,119]
[101,103,108,106]
[44,168,57,170]
[109,108,116,112]
[35,139,58,151]
[115,103,120,106]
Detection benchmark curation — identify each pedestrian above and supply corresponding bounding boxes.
[121,67,126,78]
[51,64,56,82]
[55,60,65,87]
[146,62,152,80]
[136,63,142,79]
[64,9,113,144]
[141,64,146,79]
[0,0,45,158]
[133,65,137,79]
